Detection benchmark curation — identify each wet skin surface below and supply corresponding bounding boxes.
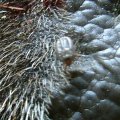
[49,0,120,120]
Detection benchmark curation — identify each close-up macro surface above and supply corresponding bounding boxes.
[0,0,120,120]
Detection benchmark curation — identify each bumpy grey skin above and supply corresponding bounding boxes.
[49,0,120,120]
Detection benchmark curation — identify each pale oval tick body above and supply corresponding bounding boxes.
[56,36,76,66]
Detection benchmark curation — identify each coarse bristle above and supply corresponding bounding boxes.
[43,0,65,9]
[0,0,67,119]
